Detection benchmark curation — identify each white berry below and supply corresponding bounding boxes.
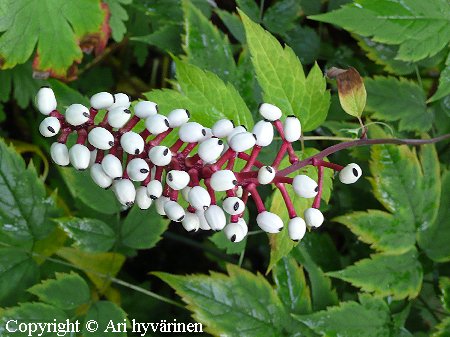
[148,146,172,166]
[167,108,190,128]
[112,179,136,207]
[88,127,114,150]
[293,175,318,198]
[284,115,301,142]
[304,208,324,228]
[134,101,158,119]
[108,107,131,128]
[90,92,114,110]
[136,186,152,210]
[252,120,274,147]
[101,154,123,179]
[145,114,170,135]
[155,196,169,215]
[222,197,245,215]
[288,217,307,241]
[90,163,113,189]
[182,212,200,232]
[126,158,150,181]
[179,122,206,143]
[69,144,90,170]
[339,163,362,184]
[39,117,60,137]
[164,201,185,222]
[210,170,238,191]
[223,221,246,242]
[198,138,224,163]
[229,132,256,152]
[166,170,190,190]
[50,142,70,166]
[196,210,211,230]
[188,186,211,211]
[226,125,247,143]
[212,119,234,138]
[259,103,282,121]
[147,180,163,200]
[109,93,131,110]
[65,104,90,126]
[258,166,275,185]
[204,205,226,231]
[35,86,57,115]
[120,131,144,155]
[256,211,284,233]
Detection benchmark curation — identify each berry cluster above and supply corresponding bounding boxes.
[36,87,362,243]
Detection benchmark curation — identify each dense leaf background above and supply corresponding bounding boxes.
[0,0,449,336]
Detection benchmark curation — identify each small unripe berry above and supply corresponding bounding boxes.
[288,217,306,241]
[252,120,274,147]
[167,108,190,128]
[284,115,301,142]
[226,125,247,143]
[90,163,113,189]
[198,138,224,163]
[120,131,144,155]
[145,114,170,135]
[112,179,136,207]
[212,119,234,138]
[339,163,362,184]
[88,127,114,150]
[148,146,172,166]
[134,101,158,119]
[188,186,211,210]
[166,170,190,190]
[50,142,70,166]
[258,166,275,185]
[126,158,150,181]
[223,221,246,242]
[259,103,282,121]
[39,117,60,137]
[136,186,152,210]
[210,170,238,191]
[179,122,206,143]
[164,201,185,222]
[69,144,90,170]
[222,197,245,215]
[304,208,324,228]
[256,211,284,233]
[90,92,114,110]
[35,86,57,115]
[108,107,131,128]
[204,205,226,231]
[155,196,169,215]
[147,180,163,200]
[229,132,256,152]
[182,212,200,232]
[293,175,318,198]
[65,104,90,126]
[109,93,131,110]
[101,154,123,179]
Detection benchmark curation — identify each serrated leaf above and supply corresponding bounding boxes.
[0,0,104,75]
[121,206,169,250]
[57,217,116,252]
[145,60,253,127]
[132,24,183,54]
[0,138,55,248]
[418,170,450,262]
[57,247,125,293]
[0,247,39,306]
[328,248,423,299]
[433,317,450,337]
[310,0,450,62]
[293,243,338,311]
[429,53,450,102]
[273,256,312,315]
[105,0,131,42]
[236,0,260,22]
[295,296,390,337]
[183,1,236,82]
[240,10,330,131]
[209,230,247,255]
[365,76,432,131]
[0,303,67,337]
[263,0,301,35]
[282,26,320,65]
[334,210,415,253]
[83,301,128,337]
[268,149,333,271]
[28,272,90,310]
[439,277,450,313]
[215,9,246,43]
[59,168,119,215]
[155,264,310,336]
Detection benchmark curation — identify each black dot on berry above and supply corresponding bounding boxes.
[185,109,190,117]
[47,126,55,133]
[134,149,140,155]
[165,119,170,127]
[140,169,149,173]
[112,95,116,103]
[266,166,273,173]
[230,120,235,127]
[125,201,134,207]
[127,94,131,102]
[108,141,114,146]
[83,112,89,118]
[314,186,319,192]
[124,109,131,114]
[278,227,283,232]
[230,234,236,242]
[233,202,239,211]
[241,124,247,131]
[232,180,238,186]
[287,114,295,118]
[150,195,157,200]
[41,85,50,89]
[178,216,185,222]
[218,140,223,145]
[293,239,299,242]
[203,205,208,211]
[201,129,206,136]
[167,173,173,181]
[353,168,359,176]
[163,148,169,156]
[252,133,257,140]
[155,104,159,112]
[114,177,121,180]
[263,118,270,122]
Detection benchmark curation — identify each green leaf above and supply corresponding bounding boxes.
[418,170,450,262]
[365,76,432,131]
[0,303,67,337]
[293,243,338,311]
[310,0,450,62]
[0,138,55,248]
[84,301,128,337]
[429,53,450,102]
[328,248,423,299]
[439,277,450,312]
[57,247,125,292]
[334,210,415,253]
[433,317,450,337]
[0,247,39,306]
[155,264,308,336]
[282,26,320,65]
[263,0,301,35]
[57,217,116,252]
[28,272,90,310]
[268,149,333,271]
[146,60,253,128]
[240,10,330,131]
[131,24,183,54]
[0,0,104,75]
[105,0,131,42]
[59,167,119,215]
[295,296,390,337]
[183,1,236,82]
[209,230,247,255]
[121,206,169,250]
[215,9,246,43]
[273,256,312,315]
[236,0,260,22]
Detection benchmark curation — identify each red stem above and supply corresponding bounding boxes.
[312,166,324,209]
[247,184,265,213]
[276,183,296,218]
[312,158,344,171]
